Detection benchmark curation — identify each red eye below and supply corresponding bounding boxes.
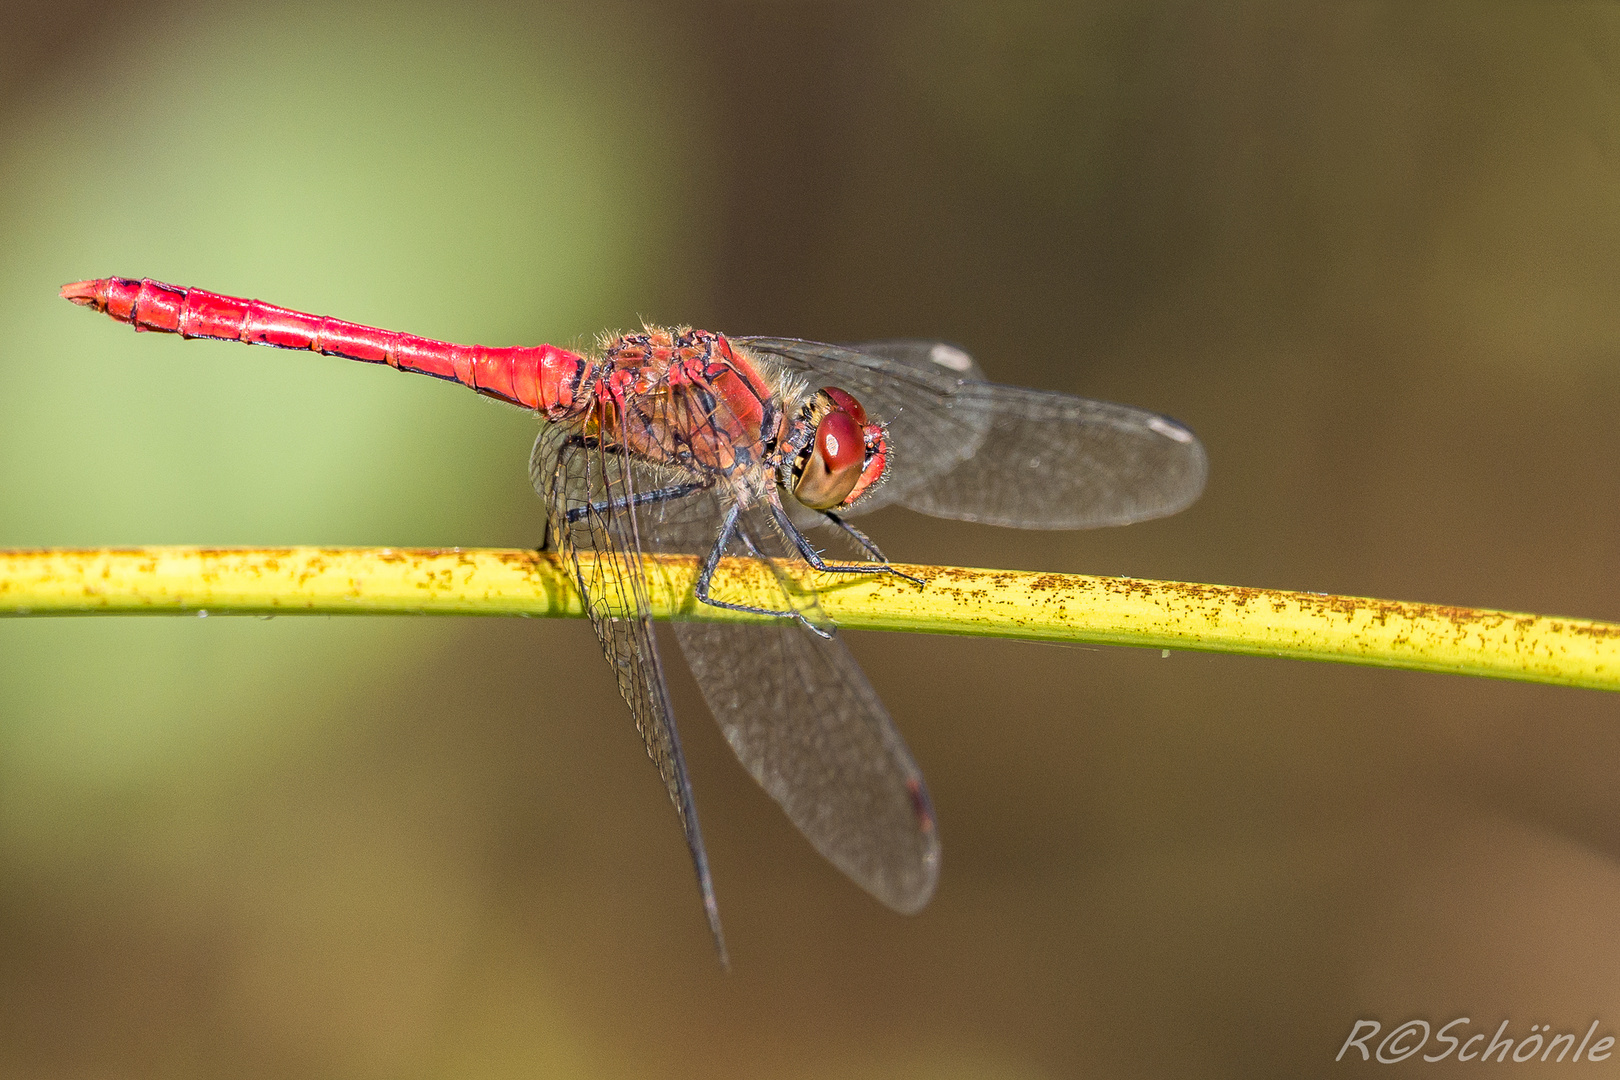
[822,386,867,426]
[792,407,865,509]
[817,409,863,473]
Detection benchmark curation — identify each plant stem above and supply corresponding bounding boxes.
[2,546,1616,691]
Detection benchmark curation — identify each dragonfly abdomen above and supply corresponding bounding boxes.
[61,277,593,418]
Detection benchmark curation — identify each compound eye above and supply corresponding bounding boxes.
[793,407,864,509]
[822,386,868,427]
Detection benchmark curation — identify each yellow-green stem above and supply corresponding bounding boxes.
[2,546,1617,691]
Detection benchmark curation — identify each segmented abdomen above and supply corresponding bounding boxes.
[61,276,592,418]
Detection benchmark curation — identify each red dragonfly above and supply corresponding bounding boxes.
[62,276,1207,963]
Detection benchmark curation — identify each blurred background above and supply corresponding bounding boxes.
[4,2,1620,1076]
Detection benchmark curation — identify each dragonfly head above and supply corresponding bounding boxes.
[787,387,890,510]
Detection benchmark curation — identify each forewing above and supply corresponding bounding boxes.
[530,423,726,960]
[737,337,1207,528]
[844,339,987,382]
[644,488,941,913]
[899,382,1208,528]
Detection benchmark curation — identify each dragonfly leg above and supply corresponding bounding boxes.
[820,512,925,587]
[695,503,833,638]
[774,503,924,587]
[565,481,708,524]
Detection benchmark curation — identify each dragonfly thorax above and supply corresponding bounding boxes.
[588,327,786,478]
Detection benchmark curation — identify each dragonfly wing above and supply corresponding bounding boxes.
[898,381,1208,528]
[737,337,1207,528]
[530,424,728,963]
[841,339,987,382]
[673,618,940,913]
[645,488,941,913]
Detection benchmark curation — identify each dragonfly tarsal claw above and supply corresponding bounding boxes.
[795,613,836,640]
[889,565,926,589]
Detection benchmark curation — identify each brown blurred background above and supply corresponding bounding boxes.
[5,2,1620,1077]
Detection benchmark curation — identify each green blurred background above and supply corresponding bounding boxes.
[6,2,1620,1076]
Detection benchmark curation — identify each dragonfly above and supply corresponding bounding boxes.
[62,276,1208,964]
